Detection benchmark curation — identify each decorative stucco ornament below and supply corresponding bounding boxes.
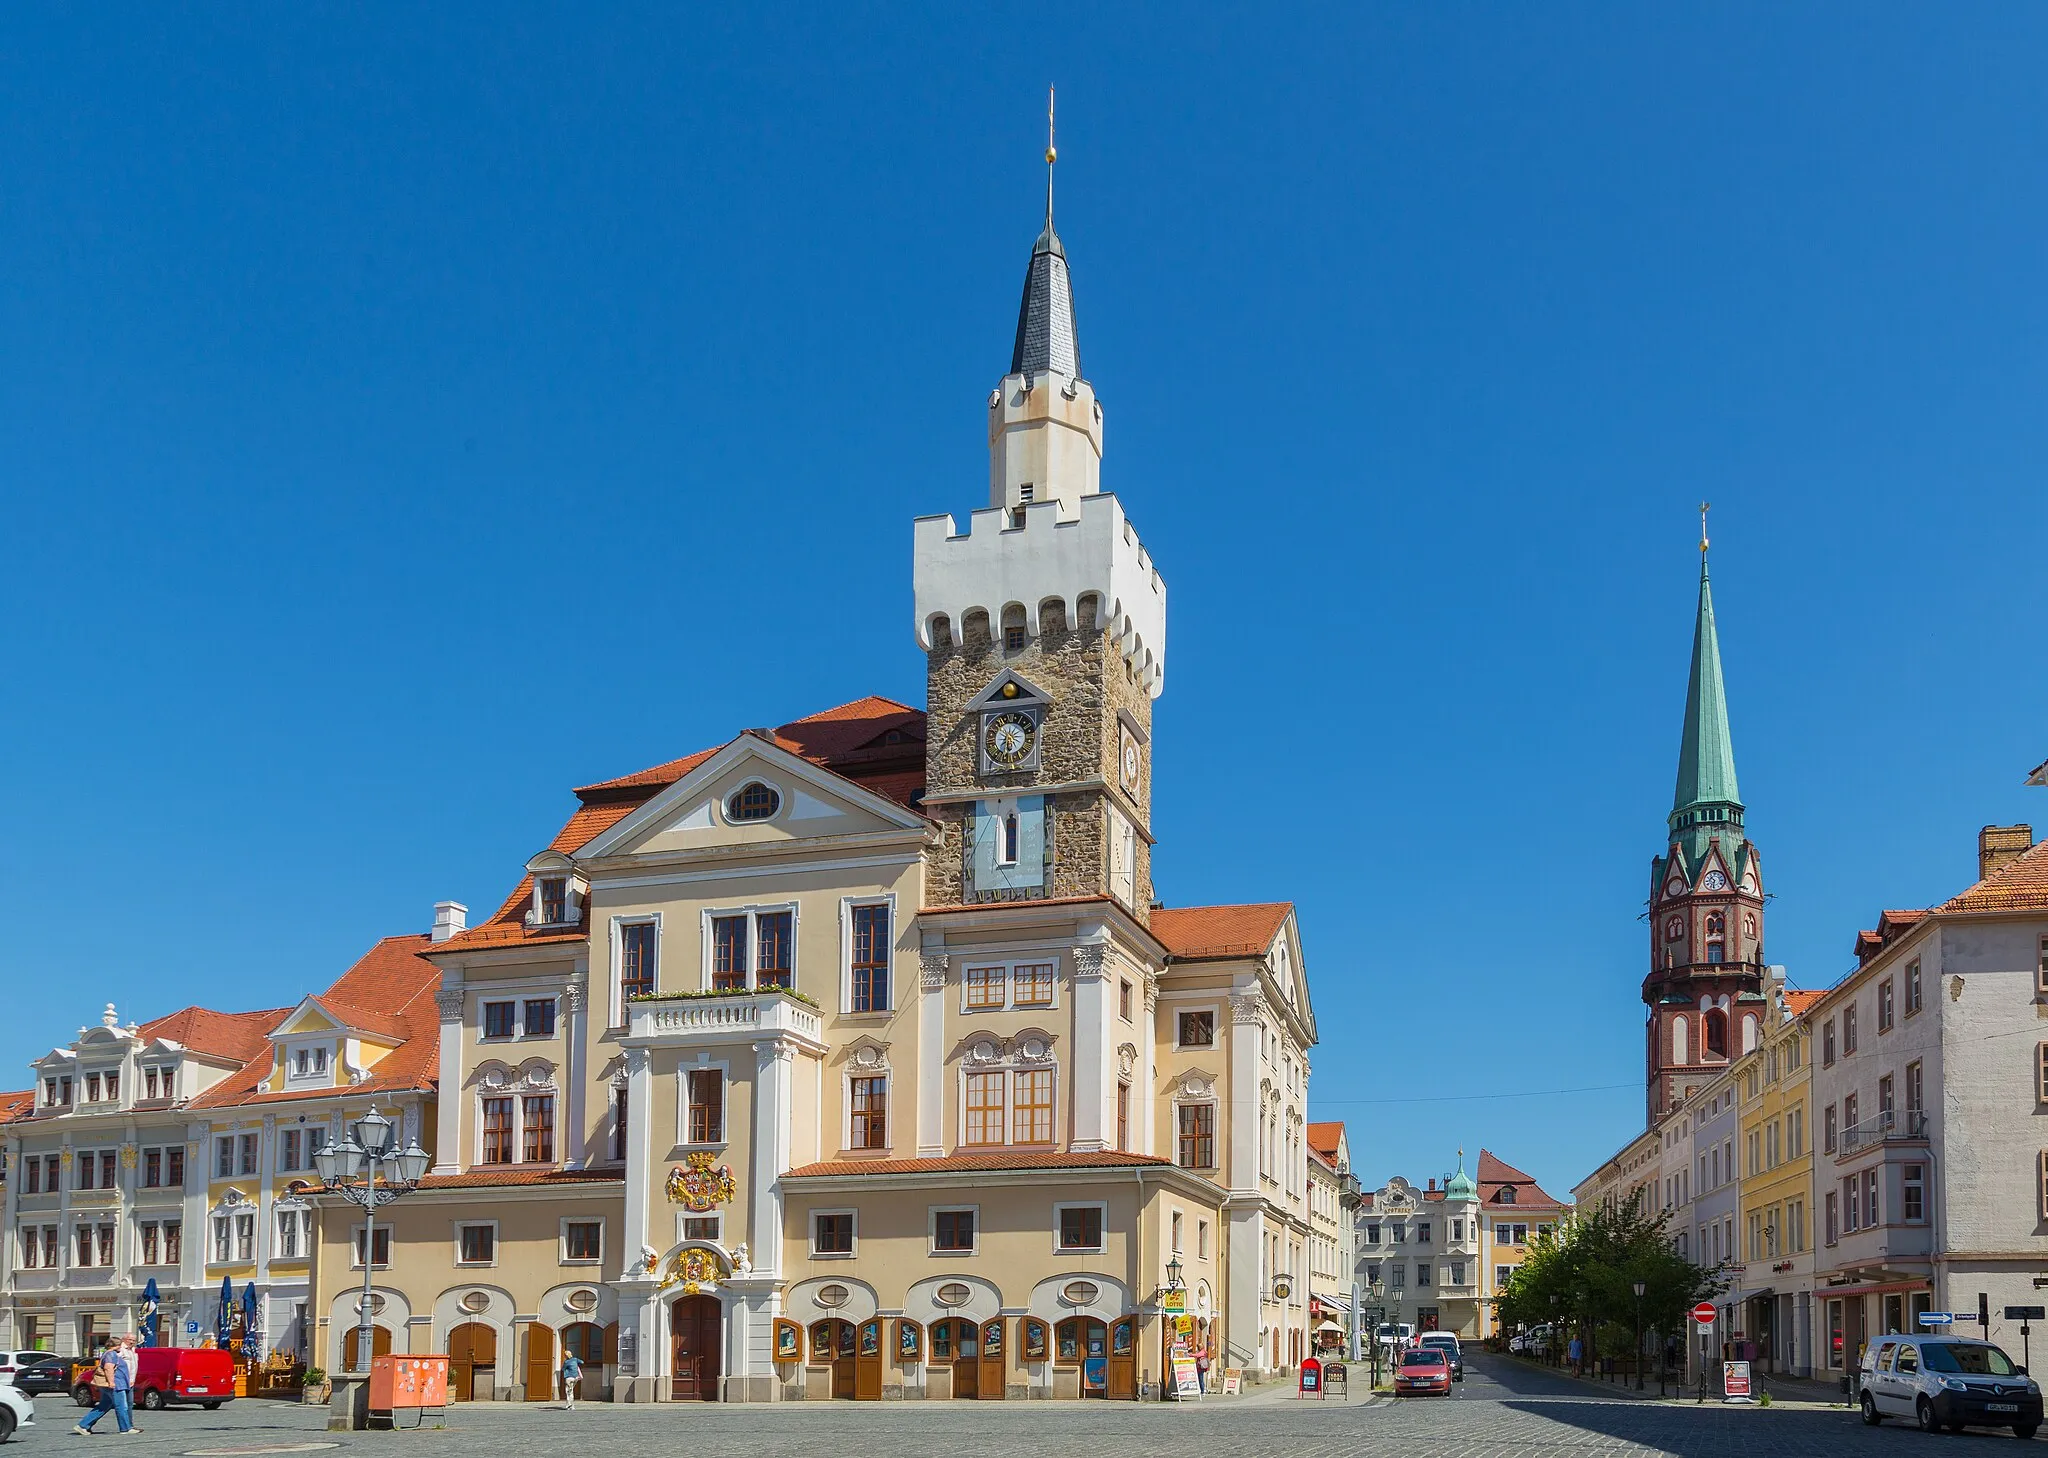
[665,1151,737,1211]
[662,1246,727,1295]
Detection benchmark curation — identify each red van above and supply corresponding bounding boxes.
[134,1348,236,1410]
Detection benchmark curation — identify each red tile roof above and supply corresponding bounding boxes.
[1150,903,1292,960]
[1477,1149,1566,1210]
[188,936,441,1108]
[1938,837,2048,914]
[1306,1121,1345,1162]
[0,1089,33,1124]
[137,1006,291,1063]
[415,1168,627,1191]
[1782,990,1825,1017]
[786,1150,1171,1179]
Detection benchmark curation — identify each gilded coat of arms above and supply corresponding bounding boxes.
[665,1151,736,1212]
[662,1246,727,1295]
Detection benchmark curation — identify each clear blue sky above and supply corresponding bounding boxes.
[4,7,2044,1198]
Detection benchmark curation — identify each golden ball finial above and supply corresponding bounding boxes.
[1046,146,1057,165]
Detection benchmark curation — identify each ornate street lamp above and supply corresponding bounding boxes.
[1165,1255,1184,1293]
[1632,1280,1647,1391]
[315,1108,430,1376]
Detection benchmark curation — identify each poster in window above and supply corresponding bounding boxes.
[1022,1319,1048,1361]
[859,1320,880,1357]
[897,1319,922,1362]
[773,1319,800,1363]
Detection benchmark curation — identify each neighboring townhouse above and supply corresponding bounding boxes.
[1474,1150,1564,1338]
[1808,826,2048,1376]
[2,1003,281,1355]
[1731,983,1821,1376]
[1305,1123,1355,1344]
[304,173,1320,1404]
[1355,1168,1483,1339]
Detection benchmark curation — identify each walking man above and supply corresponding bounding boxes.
[559,1347,582,1411]
[1567,1333,1583,1377]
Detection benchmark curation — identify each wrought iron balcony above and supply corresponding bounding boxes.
[1839,1109,1928,1157]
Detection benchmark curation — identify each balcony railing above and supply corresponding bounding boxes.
[1839,1109,1928,1156]
[625,989,824,1048]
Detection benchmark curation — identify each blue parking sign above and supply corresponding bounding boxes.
[186,1321,200,1334]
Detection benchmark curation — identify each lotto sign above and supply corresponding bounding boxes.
[1690,1302,1718,1326]
[1721,1360,1753,1402]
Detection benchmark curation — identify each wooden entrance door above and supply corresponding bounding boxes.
[524,1323,554,1401]
[562,1322,605,1401]
[1107,1318,1136,1400]
[853,1319,884,1401]
[977,1318,1007,1400]
[342,1324,392,1372]
[1057,1318,1110,1396]
[670,1296,722,1401]
[448,1322,496,1402]
[808,1319,856,1398]
[932,1320,977,1398]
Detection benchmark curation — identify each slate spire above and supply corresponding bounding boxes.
[1669,523,1743,847]
[1009,88,1081,381]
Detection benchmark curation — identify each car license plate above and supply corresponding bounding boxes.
[1988,1402,2019,1412]
[189,1387,207,1394]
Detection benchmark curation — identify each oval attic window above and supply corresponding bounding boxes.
[935,1283,971,1308]
[727,781,781,822]
[1061,1281,1100,1306]
[816,1284,850,1309]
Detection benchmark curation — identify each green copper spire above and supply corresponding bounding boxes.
[1669,520,1743,857]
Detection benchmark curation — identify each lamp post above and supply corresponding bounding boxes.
[314,1108,429,1378]
[1632,1281,1647,1392]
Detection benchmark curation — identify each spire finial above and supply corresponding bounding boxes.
[1699,501,1711,558]
[1045,86,1057,228]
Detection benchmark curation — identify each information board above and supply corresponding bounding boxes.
[1220,1367,1243,1396]
[1172,1355,1202,1400]
[1721,1360,1753,1402]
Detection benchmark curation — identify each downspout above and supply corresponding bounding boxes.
[1134,1164,1148,1401]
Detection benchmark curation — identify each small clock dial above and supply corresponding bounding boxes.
[983,710,1037,769]
[1119,732,1142,794]
[1700,870,1729,892]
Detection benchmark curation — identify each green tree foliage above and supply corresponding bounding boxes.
[1496,1194,1726,1358]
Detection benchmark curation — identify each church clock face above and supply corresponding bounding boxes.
[1119,726,1142,796]
[1700,870,1729,892]
[982,710,1038,771]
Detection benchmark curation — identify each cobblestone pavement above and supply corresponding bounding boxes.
[18,1352,2038,1456]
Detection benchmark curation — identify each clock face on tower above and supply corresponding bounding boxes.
[1119,725,1142,797]
[1700,870,1729,892]
[982,710,1038,771]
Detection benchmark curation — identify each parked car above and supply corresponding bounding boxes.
[8,1355,74,1397]
[0,1355,48,1386]
[1859,1334,2043,1438]
[1395,1347,1454,1397]
[134,1348,236,1411]
[1375,1322,1415,1350]
[0,1382,33,1443]
[1418,1332,1465,1380]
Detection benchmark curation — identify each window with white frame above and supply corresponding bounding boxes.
[1176,1009,1217,1049]
[352,1225,393,1268]
[959,959,1060,1013]
[849,1073,887,1150]
[277,1126,326,1173]
[1054,1201,1106,1253]
[845,900,893,1014]
[482,1000,517,1039]
[456,1222,497,1265]
[811,1209,856,1257]
[615,917,659,1014]
[286,1044,332,1083]
[274,1203,311,1261]
[479,1086,558,1166]
[684,1068,725,1145]
[680,1212,721,1243]
[931,1207,977,1254]
[707,906,796,992]
[562,1218,603,1264]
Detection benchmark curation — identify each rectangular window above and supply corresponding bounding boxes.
[24,1158,40,1194]
[1823,1020,1836,1066]
[239,1134,257,1175]
[276,1209,301,1260]
[1177,1010,1215,1048]
[522,1095,555,1163]
[2039,936,2048,995]
[482,1001,516,1039]
[1823,1103,1837,1153]
[86,1073,101,1102]
[1825,1191,1838,1245]
[1844,1175,1860,1232]
[683,1070,724,1144]
[524,998,557,1037]
[233,1214,253,1262]
[565,1220,603,1262]
[1844,1092,1859,1131]
[1057,1205,1104,1252]
[1878,978,1895,1032]
[82,1224,99,1267]
[813,1211,854,1255]
[1416,1263,1432,1285]
[682,1215,721,1241]
[756,911,793,990]
[482,1097,514,1163]
[933,1208,976,1253]
[1116,1081,1130,1151]
[850,1075,887,1150]
[1119,980,1133,1021]
[1199,1220,1210,1259]
[1014,962,1055,1007]
[215,1137,234,1178]
[538,876,567,925]
[620,921,657,1001]
[353,1227,392,1268]
[1013,1069,1054,1144]
[1788,1105,1804,1159]
[850,904,890,1012]
[279,1130,301,1173]
[1906,959,1922,1014]
[1177,1103,1216,1169]
[712,915,749,991]
[965,964,1007,1009]
[139,1221,158,1265]
[1903,1164,1925,1223]
[164,1222,181,1262]
[1171,1210,1184,1253]
[2040,1151,2048,1220]
[964,1072,1004,1146]
[458,1224,496,1264]
[1844,1004,1859,1054]
[1879,1074,1895,1120]
[612,1086,628,1161]
[99,1151,116,1188]
[1864,1168,1880,1227]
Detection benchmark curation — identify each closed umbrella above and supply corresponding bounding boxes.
[216,1276,234,1348]
[139,1278,161,1348]
[242,1283,261,1359]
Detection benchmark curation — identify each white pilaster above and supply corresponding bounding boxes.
[1141,975,1159,1156]
[917,951,947,1158]
[1069,938,1111,1151]
[621,1047,654,1265]
[1228,994,1264,1194]
[432,984,466,1175]
[563,975,589,1169]
[255,1116,275,1280]
[751,1039,795,1277]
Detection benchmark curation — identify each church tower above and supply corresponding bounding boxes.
[913,127,1165,919]
[1642,527,1766,1120]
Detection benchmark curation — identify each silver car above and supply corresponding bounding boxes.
[1860,1334,2042,1438]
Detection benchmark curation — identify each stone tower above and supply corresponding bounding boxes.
[1642,547,1767,1120]
[913,162,1166,917]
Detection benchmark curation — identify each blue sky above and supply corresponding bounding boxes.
[3,7,2044,1197]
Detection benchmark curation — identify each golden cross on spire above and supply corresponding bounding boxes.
[1699,501,1711,555]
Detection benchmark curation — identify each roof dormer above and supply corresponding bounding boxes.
[523,850,586,929]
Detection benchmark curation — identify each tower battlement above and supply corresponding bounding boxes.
[913,492,1166,696]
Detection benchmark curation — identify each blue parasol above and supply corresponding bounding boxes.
[139,1277,161,1347]
[241,1282,260,1357]
[216,1275,234,1348]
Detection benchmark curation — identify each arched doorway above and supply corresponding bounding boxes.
[1056,1317,1109,1398]
[562,1322,605,1402]
[809,1319,854,1400]
[670,1295,721,1401]
[341,1324,392,1372]
[448,1322,496,1402]
[930,1319,978,1398]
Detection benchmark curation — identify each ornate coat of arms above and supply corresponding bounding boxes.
[665,1151,736,1212]
[662,1246,727,1295]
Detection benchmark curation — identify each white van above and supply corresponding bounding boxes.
[1375,1322,1415,1349]
[1859,1333,2043,1437]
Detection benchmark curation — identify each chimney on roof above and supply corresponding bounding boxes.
[431,901,468,943]
[1979,825,2033,882]
[1426,1177,1436,1193]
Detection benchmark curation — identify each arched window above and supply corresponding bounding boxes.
[1704,1009,1728,1059]
[1672,1015,1689,1066]
[1001,813,1020,865]
[727,781,780,822]
[1705,912,1725,936]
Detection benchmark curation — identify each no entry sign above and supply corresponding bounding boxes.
[1691,1302,1718,1326]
